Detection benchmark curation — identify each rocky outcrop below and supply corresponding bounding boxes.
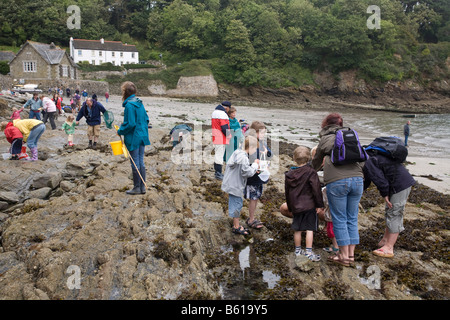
[148,75,219,98]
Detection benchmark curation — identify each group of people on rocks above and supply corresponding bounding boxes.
[1,84,416,266]
[215,104,415,266]
[1,87,111,161]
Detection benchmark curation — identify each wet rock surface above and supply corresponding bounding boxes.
[0,97,448,300]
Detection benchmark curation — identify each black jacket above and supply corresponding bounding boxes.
[363,151,416,197]
[285,164,324,214]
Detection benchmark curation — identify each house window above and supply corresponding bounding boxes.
[91,50,95,56]
[62,65,68,77]
[99,51,102,57]
[132,53,135,58]
[23,61,37,72]
[78,50,82,56]
[112,52,115,57]
[120,52,123,58]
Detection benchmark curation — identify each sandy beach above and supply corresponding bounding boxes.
[103,95,450,195]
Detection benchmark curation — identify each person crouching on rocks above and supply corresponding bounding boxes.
[117,81,151,195]
[1,121,23,160]
[76,97,107,149]
[11,118,46,161]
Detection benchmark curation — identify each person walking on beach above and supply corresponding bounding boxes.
[221,136,259,236]
[40,95,57,130]
[403,121,410,146]
[363,141,416,258]
[211,101,231,180]
[280,146,324,261]
[62,114,77,147]
[76,98,107,149]
[23,93,43,120]
[312,113,365,267]
[117,81,151,195]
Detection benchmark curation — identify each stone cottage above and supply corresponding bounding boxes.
[9,41,78,82]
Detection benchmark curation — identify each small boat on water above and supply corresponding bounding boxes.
[402,114,416,118]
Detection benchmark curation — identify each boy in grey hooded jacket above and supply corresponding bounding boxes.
[222,136,259,235]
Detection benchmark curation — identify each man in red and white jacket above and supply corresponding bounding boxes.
[211,101,231,180]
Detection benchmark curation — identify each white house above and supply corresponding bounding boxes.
[69,37,139,66]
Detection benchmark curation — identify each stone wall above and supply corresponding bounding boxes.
[0,74,12,91]
[38,79,110,96]
[81,67,162,81]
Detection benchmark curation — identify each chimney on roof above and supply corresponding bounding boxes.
[50,42,56,49]
[101,38,104,44]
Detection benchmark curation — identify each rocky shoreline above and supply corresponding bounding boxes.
[0,94,448,300]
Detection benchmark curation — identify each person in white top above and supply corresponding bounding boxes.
[40,95,57,130]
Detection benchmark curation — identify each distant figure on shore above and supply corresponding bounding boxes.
[105,92,109,103]
[363,145,416,258]
[403,121,410,146]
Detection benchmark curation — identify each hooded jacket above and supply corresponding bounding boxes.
[4,122,23,143]
[285,164,324,214]
[363,151,416,197]
[312,124,364,185]
[117,95,151,152]
[221,149,258,197]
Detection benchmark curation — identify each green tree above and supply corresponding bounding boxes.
[223,19,256,70]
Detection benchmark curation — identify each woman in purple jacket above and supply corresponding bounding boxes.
[363,148,416,258]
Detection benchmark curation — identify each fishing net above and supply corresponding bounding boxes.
[103,111,114,129]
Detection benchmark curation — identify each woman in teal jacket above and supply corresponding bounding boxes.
[117,81,151,195]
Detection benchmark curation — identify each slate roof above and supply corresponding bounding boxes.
[10,41,78,67]
[0,51,15,62]
[72,39,138,52]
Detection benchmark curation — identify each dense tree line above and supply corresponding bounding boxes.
[0,0,448,87]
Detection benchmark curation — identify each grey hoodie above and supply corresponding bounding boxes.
[221,149,258,197]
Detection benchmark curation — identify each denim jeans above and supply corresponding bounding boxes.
[128,145,146,179]
[29,111,41,120]
[326,177,363,246]
[26,124,45,149]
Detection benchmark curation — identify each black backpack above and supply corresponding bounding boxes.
[365,136,408,163]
